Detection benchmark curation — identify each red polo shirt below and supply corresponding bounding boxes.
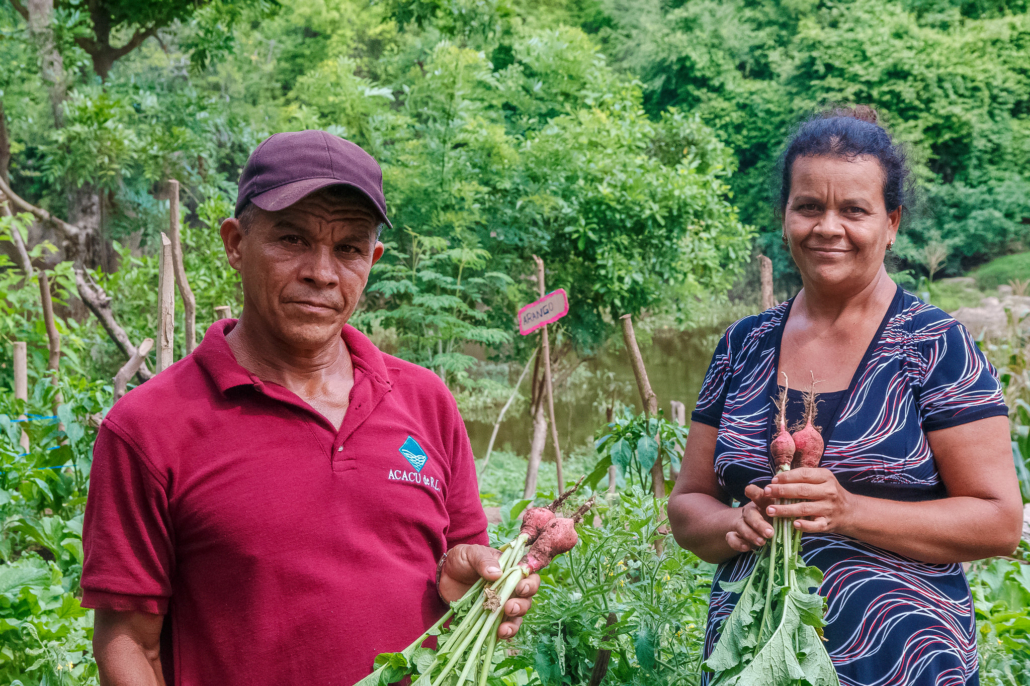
[81,321,488,685]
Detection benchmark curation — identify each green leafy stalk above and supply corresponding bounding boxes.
[704,464,839,686]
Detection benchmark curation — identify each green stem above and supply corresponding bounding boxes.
[756,521,777,647]
[478,619,500,686]
[432,611,491,686]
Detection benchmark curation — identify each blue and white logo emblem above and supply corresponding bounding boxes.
[399,436,428,472]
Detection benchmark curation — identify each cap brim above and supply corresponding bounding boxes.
[246,178,392,228]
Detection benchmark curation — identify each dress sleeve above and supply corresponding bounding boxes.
[80,420,174,615]
[917,322,1008,432]
[691,329,734,428]
[443,398,489,549]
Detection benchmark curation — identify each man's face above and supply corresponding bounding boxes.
[220,190,385,351]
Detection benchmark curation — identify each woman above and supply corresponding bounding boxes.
[668,107,1023,686]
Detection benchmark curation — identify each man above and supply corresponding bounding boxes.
[81,130,539,685]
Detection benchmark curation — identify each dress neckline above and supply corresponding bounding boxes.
[766,283,903,453]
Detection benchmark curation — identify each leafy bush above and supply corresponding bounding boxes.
[495,490,712,685]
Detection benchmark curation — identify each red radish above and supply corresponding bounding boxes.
[520,507,556,540]
[791,374,824,469]
[771,373,795,471]
[523,518,579,573]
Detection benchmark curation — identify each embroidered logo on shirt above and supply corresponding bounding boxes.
[398,436,428,472]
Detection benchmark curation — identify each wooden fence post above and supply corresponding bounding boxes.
[168,180,197,354]
[214,305,232,320]
[760,254,776,311]
[13,341,29,452]
[114,339,154,401]
[620,314,664,501]
[532,255,563,491]
[157,233,175,372]
[480,348,537,475]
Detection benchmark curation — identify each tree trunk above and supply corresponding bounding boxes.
[523,401,548,499]
[69,184,103,269]
[26,0,66,126]
[0,99,9,183]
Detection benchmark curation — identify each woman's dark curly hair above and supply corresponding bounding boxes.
[778,105,911,216]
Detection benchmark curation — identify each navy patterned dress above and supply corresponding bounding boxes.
[692,286,1007,686]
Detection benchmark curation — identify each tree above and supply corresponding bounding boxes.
[7,0,265,80]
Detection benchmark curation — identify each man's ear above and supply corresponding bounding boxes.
[221,218,244,272]
[371,240,385,267]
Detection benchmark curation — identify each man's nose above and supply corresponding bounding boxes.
[299,246,338,287]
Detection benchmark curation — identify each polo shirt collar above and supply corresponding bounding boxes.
[193,320,392,397]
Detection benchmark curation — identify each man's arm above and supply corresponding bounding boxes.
[94,609,166,686]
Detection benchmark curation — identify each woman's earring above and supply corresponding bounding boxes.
[887,239,894,251]
[782,233,789,248]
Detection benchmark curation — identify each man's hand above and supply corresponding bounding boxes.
[438,544,541,639]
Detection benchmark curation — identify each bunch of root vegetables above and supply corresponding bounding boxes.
[704,373,841,686]
[357,481,593,686]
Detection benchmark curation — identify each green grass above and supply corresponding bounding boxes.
[477,444,598,507]
[928,278,987,312]
[973,252,1030,290]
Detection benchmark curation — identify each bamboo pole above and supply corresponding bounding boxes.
[114,339,154,401]
[620,314,663,501]
[38,272,60,379]
[480,348,537,475]
[214,305,232,320]
[532,255,563,491]
[157,233,175,372]
[168,180,197,354]
[13,341,29,452]
[669,400,686,481]
[760,255,776,311]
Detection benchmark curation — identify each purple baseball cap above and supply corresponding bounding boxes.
[234,130,392,228]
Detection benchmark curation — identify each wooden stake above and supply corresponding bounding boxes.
[759,255,776,311]
[168,180,197,354]
[157,233,175,372]
[13,341,29,452]
[532,255,563,491]
[620,314,664,500]
[114,339,154,401]
[38,271,60,378]
[480,348,537,475]
[214,305,232,320]
[669,400,686,481]
[38,271,62,416]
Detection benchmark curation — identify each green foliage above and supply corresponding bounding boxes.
[969,556,1030,685]
[500,490,712,685]
[601,0,1030,279]
[592,408,687,492]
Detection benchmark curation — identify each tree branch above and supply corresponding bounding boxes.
[0,174,151,380]
[76,268,152,381]
[7,0,29,21]
[0,192,34,276]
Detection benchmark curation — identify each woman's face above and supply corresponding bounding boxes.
[783,154,900,294]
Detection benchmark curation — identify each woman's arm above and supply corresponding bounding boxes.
[766,415,1023,563]
[668,423,776,564]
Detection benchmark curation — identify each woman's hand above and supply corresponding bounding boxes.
[763,468,853,534]
[726,484,777,553]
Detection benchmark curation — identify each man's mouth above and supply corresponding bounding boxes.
[287,300,339,313]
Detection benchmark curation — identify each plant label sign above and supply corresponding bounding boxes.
[518,289,569,335]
